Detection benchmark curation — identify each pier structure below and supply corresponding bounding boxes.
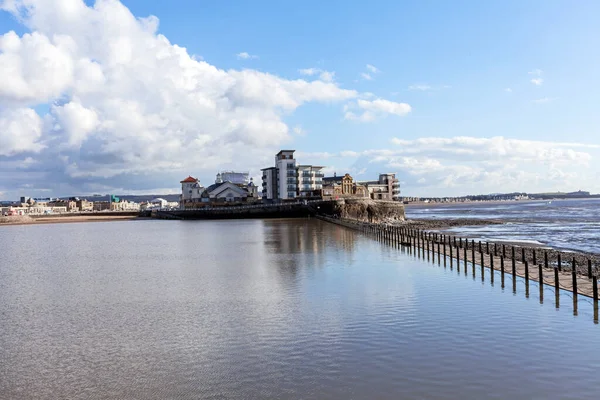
[319,216,600,323]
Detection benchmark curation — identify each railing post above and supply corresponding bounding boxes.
[480,248,485,279]
[593,275,599,303]
[554,266,559,291]
[501,256,505,275]
[572,258,577,295]
[558,253,562,272]
[471,240,475,268]
[588,259,593,279]
[521,247,526,263]
[525,261,529,282]
[456,243,460,272]
[512,246,516,274]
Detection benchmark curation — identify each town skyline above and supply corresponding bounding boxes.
[1,0,600,200]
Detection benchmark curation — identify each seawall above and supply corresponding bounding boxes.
[150,199,406,222]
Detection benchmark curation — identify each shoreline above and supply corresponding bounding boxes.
[0,214,143,226]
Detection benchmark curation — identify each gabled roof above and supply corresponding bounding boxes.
[180,176,198,183]
[207,181,248,197]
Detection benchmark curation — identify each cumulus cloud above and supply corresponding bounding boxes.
[355,136,599,195]
[0,107,45,156]
[290,137,599,196]
[1,0,408,198]
[345,99,411,122]
[236,51,258,60]
[360,72,372,81]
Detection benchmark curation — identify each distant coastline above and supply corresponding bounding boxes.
[404,197,600,207]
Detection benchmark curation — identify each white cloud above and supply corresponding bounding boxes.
[298,68,318,76]
[531,78,543,86]
[344,99,411,122]
[292,126,306,136]
[0,108,44,156]
[0,30,75,105]
[366,64,379,74]
[341,136,600,196]
[533,97,558,104]
[319,70,335,82]
[298,67,335,82]
[360,72,372,81]
[359,98,411,115]
[236,51,258,60]
[52,100,99,147]
[0,0,389,197]
[529,69,543,76]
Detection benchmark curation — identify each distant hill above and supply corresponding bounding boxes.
[62,194,181,203]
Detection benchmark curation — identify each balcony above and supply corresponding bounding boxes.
[286,171,296,177]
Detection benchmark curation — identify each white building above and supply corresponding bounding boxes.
[261,150,323,202]
[216,171,250,185]
[150,198,168,209]
[180,175,259,208]
[180,176,205,204]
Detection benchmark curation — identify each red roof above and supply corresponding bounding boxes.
[180,176,198,183]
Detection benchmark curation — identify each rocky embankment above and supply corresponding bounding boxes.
[319,199,406,223]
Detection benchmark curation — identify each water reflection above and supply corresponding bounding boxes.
[0,219,599,399]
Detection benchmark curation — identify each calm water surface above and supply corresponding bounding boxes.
[1,219,599,399]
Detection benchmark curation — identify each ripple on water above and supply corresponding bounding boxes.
[0,219,599,399]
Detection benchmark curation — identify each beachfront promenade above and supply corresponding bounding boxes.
[319,216,600,319]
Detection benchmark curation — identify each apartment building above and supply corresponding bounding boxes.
[358,173,401,201]
[261,150,323,202]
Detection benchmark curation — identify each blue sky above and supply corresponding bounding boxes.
[1,0,599,199]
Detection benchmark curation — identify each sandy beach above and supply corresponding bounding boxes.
[0,214,141,226]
